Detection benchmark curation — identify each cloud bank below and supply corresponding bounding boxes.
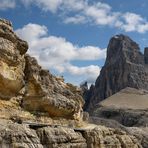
[16,23,106,84]
[2,0,148,33]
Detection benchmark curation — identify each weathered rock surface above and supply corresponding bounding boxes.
[37,126,87,148]
[82,126,140,148]
[0,18,28,99]
[85,34,148,113]
[127,127,148,148]
[0,18,84,120]
[0,119,142,148]
[89,117,148,148]
[144,47,148,64]
[23,55,84,120]
[81,82,95,110]
[93,107,148,127]
[89,88,148,147]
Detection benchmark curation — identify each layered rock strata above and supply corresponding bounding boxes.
[0,119,141,148]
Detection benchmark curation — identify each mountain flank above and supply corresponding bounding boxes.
[84,34,148,113]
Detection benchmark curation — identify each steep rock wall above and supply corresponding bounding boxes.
[85,35,148,113]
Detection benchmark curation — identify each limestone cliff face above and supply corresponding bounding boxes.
[0,19,28,99]
[85,35,148,113]
[0,19,142,147]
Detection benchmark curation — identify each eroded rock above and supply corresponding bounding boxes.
[23,55,84,120]
[0,119,142,148]
[0,18,28,99]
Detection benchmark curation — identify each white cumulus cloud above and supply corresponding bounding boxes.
[116,12,148,33]
[16,23,106,84]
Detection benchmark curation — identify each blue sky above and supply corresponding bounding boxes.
[1,0,148,86]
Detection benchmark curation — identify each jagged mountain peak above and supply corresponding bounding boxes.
[85,34,148,113]
[105,34,144,65]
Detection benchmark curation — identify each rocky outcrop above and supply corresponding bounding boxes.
[81,126,140,148]
[0,18,84,120]
[0,19,28,99]
[37,126,87,148]
[85,34,148,113]
[23,55,84,120]
[127,127,148,148]
[89,117,148,148]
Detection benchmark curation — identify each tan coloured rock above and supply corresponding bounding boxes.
[0,18,84,121]
[0,18,28,99]
[23,55,84,120]
[37,126,87,148]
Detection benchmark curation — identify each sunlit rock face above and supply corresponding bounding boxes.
[0,19,28,99]
[0,18,84,120]
[23,54,84,120]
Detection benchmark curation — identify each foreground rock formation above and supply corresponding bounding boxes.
[23,55,84,120]
[84,34,148,113]
[0,18,84,121]
[0,19,27,99]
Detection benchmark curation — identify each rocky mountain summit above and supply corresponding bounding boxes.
[0,19,143,147]
[85,34,148,113]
